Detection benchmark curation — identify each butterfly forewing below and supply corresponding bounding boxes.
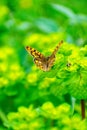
[26,46,44,59]
[51,40,63,56]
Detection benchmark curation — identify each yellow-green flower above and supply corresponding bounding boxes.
[19,0,32,9]
[0,77,9,87]
[0,6,9,20]
[27,73,38,83]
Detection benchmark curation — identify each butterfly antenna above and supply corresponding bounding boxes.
[52,40,63,55]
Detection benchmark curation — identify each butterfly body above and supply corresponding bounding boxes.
[26,40,63,71]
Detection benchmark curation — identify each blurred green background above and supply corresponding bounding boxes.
[0,0,87,129]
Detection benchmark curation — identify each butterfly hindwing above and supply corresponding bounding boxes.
[47,55,55,70]
[34,58,45,71]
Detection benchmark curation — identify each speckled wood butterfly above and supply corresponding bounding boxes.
[26,40,63,71]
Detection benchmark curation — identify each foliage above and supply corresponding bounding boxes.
[5,102,87,130]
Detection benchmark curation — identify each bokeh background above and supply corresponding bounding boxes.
[0,0,87,129]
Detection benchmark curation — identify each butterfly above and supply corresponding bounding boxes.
[25,40,63,71]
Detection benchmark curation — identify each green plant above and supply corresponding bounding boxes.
[5,102,87,130]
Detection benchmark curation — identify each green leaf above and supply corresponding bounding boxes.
[50,3,76,19]
[35,17,59,33]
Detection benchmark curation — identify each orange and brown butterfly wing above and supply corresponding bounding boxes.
[26,46,46,71]
[34,58,46,71]
[26,46,44,59]
[47,40,63,69]
[47,56,55,70]
[51,40,63,56]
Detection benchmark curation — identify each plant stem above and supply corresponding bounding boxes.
[81,99,85,120]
